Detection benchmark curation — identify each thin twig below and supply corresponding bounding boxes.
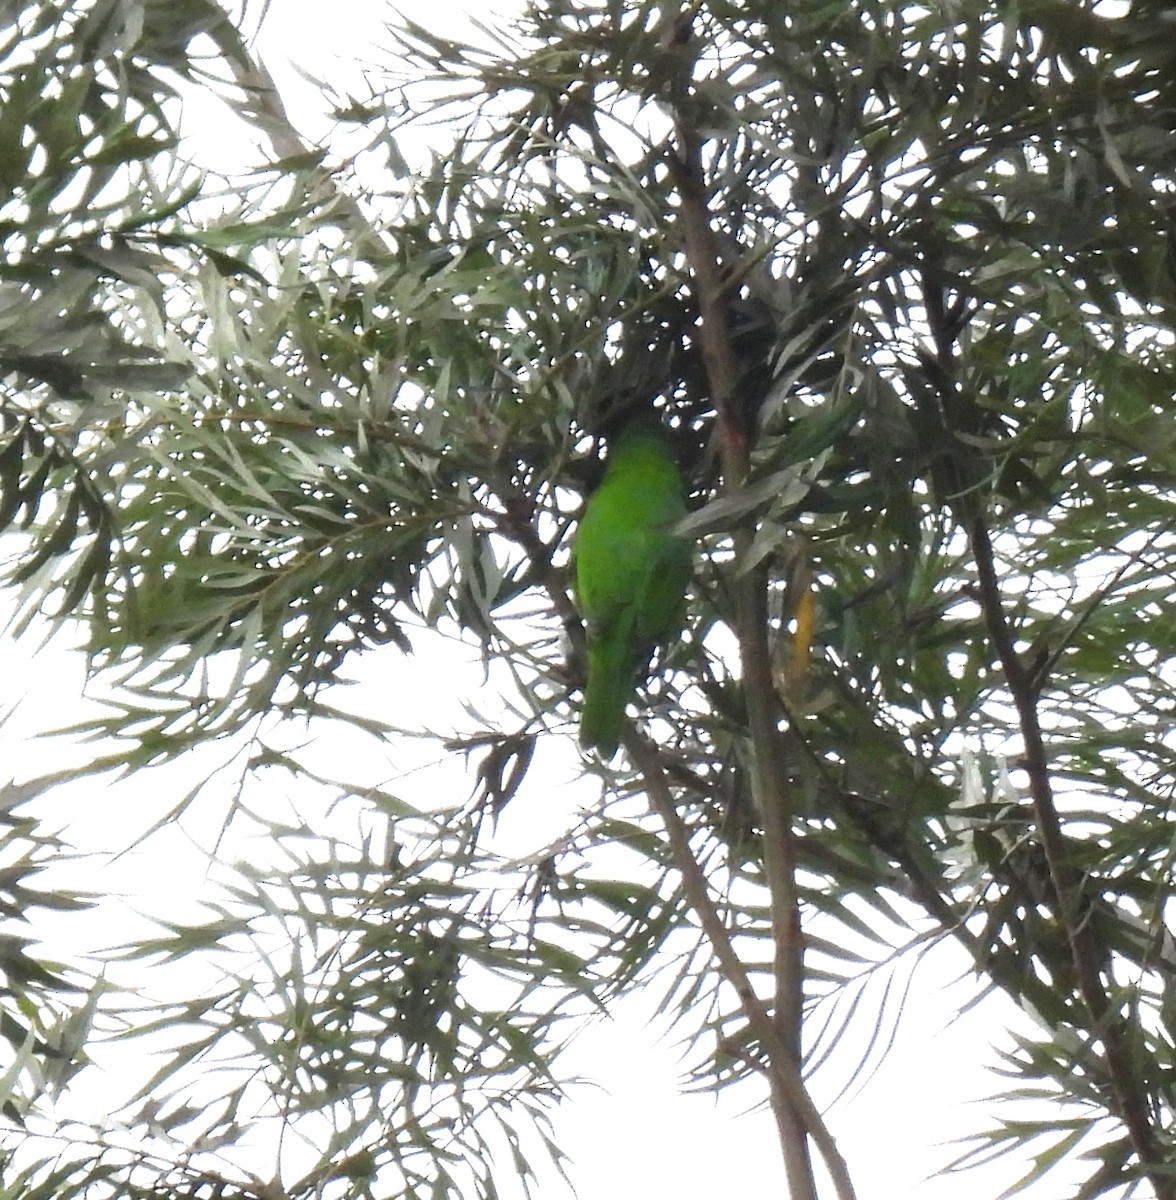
[919,260,1170,1195]
[207,15,387,261]
[969,514,1170,1196]
[628,734,857,1200]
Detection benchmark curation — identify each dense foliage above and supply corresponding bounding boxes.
[3,0,1176,1196]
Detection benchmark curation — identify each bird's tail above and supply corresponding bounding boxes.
[580,621,639,760]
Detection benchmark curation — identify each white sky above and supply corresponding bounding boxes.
[1,616,1041,1200]
[0,1,1083,1197]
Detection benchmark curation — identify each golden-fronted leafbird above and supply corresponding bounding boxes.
[573,422,691,759]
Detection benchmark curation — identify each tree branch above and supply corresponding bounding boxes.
[627,734,856,1200]
[969,513,1170,1196]
[207,9,388,261]
[918,259,1170,1195]
[659,13,828,1195]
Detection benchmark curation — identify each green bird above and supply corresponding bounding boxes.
[574,421,691,759]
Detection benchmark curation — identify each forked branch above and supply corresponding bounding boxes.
[628,735,856,1200]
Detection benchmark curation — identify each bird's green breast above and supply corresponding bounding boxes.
[573,426,691,757]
